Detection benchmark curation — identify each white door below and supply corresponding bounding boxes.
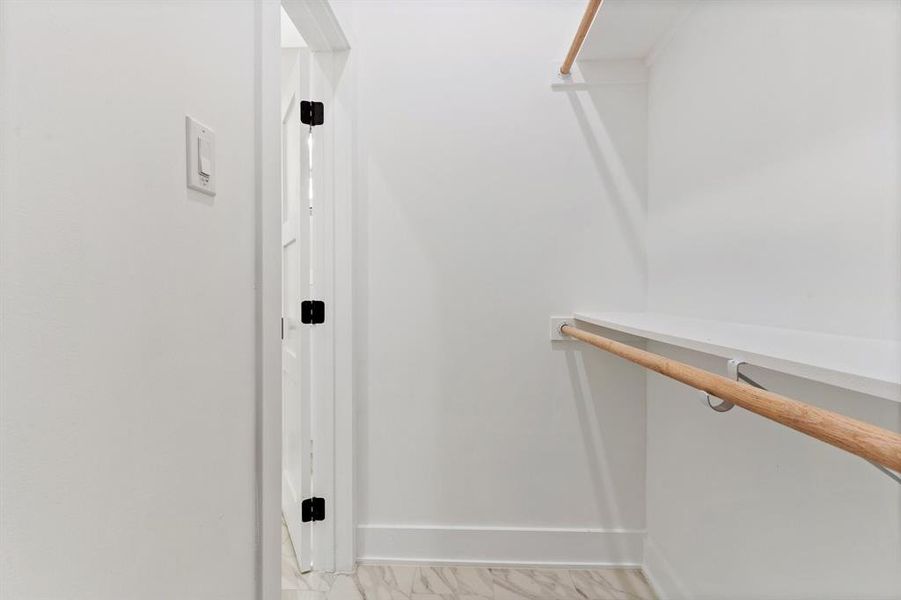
[282,48,313,572]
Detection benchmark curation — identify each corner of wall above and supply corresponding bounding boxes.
[642,537,690,600]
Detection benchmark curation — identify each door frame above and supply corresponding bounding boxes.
[257,0,353,596]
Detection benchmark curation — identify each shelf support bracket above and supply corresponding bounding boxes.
[700,359,754,412]
[700,362,901,486]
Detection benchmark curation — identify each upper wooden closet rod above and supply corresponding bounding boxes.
[560,324,901,473]
[560,0,604,75]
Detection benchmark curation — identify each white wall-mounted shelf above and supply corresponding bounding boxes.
[572,312,901,403]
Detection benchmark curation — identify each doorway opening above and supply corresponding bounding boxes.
[274,0,353,585]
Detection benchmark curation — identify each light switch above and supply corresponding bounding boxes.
[186,116,216,196]
[198,138,212,176]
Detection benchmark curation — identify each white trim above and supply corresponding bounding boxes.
[356,525,645,568]
[256,1,283,598]
[330,47,355,574]
[309,47,337,572]
[303,26,355,578]
[642,537,690,600]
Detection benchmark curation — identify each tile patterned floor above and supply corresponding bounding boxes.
[282,523,656,600]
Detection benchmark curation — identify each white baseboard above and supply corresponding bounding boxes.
[642,537,690,600]
[356,525,644,568]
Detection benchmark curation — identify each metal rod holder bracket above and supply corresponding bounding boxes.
[700,359,747,412]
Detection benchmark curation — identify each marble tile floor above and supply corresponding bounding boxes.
[282,523,656,600]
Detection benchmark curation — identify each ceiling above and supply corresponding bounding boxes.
[577,0,696,61]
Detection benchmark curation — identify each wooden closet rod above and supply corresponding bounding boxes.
[560,324,901,473]
[560,0,604,75]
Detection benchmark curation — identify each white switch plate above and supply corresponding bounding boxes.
[186,116,216,196]
[549,316,573,341]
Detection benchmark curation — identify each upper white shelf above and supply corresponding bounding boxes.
[572,312,901,403]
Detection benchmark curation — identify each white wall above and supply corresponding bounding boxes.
[645,2,901,597]
[647,0,901,341]
[334,0,650,565]
[0,1,264,597]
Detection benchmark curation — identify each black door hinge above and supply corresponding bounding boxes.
[301,300,325,324]
[301,101,324,126]
[281,317,284,340]
[301,497,325,522]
